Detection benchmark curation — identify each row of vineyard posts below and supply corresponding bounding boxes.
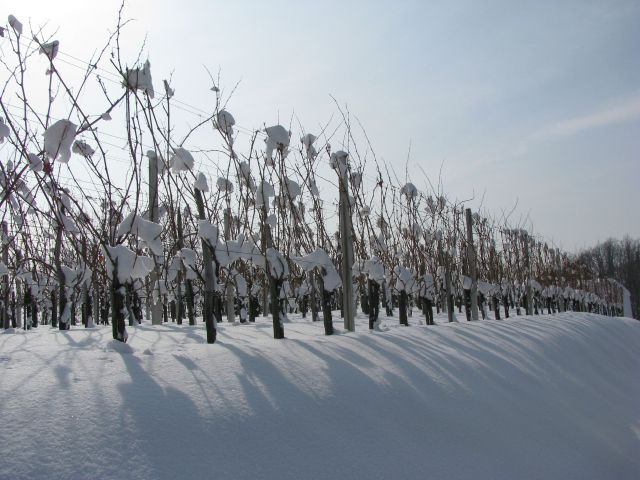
[0,14,626,342]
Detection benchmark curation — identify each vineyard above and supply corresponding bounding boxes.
[0,14,626,344]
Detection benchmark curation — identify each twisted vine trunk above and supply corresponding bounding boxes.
[111,261,126,342]
[194,188,217,344]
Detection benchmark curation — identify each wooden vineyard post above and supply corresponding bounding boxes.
[339,170,355,332]
[224,208,235,322]
[2,222,10,329]
[438,235,455,323]
[524,232,533,315]
[149,153,164,325]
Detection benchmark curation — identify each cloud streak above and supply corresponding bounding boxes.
[539,91,640,139]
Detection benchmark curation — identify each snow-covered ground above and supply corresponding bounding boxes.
[1,311,638,480]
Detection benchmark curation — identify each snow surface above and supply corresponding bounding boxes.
[1,312,638,480]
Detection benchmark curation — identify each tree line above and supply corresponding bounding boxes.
[577,237,639,319]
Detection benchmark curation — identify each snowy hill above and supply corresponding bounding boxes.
[1,312,639,480]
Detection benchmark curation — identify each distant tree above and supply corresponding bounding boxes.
[577,237,640,319]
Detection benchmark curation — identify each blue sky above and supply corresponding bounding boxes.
[8,0,640,250]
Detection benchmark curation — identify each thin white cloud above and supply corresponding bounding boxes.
[513,91,640,157]
[540,91,640,139]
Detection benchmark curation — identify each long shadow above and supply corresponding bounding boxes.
[116,351,213,479]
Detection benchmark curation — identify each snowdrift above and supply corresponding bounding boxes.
[1,312,638,480]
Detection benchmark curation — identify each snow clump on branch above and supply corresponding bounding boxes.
[44,119,77,163]
[0,118,10,142]
[301,133,317,159]
[292,248,341,291]
[103,245,154,283]
[72,139,95,158]
[124,60,154,98]
[401,182,418,200]
[116,212,163,256]
[216,110,235,137]
[265,125,290,163]
[170,147,194,172]
[39,40,59,61]
[216,177,234,193]
[8,15,22,35]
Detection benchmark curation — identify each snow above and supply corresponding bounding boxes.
[292,248,341,291]
[217,234,263,268]
[237,161,254,190]
[216,110,235,136]
[8,14,22,35]
[125,60,154,98]
[394,264,415,292]
[216,176,234,193]
[284,177,301,199]
[401,182,418,199]
[179,247,197,269]
[44,119,77,163]
[265,125,290,148]
[265,125,290,161]
[256,180,275,207]
[194,172,209,192]
[27,153,43,172]
[301,133,317,158]
[0,118,10,141]
[116,212,163,256]
[61,214,80,234]
[169,147,194,172]
[39,40,59,60]
[0,312,637,480]
[197,220,220,249]
[72,139,95,158]
[266,247,288,278]
[363,255,385,283]
[162,79,174,99]
[103,245,154,282]
[329,150,349,178]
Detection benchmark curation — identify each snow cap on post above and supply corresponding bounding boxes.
[194,172,209,192]
[198,220,219,249]
[266,247,289,279]
[330,150,349,179]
